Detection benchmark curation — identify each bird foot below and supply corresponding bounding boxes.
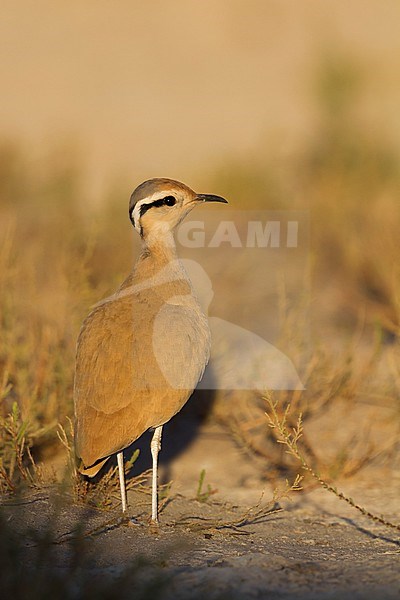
[149,517,160,532]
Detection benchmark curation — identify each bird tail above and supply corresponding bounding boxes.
[76,456,109,478]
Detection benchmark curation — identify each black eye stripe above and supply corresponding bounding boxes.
[138,195,176,218]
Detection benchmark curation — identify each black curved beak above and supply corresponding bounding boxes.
[196,193,228,204]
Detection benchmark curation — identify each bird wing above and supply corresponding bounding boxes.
[74,291,210,468]
[74,295,151,415]
[152,299,211,391]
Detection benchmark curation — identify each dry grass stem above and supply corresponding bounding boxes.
[265,396,400,533]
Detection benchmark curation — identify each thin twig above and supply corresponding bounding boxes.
[265,397,400,533]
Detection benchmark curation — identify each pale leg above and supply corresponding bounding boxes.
[117,451,127,513]
[150,426,163,523]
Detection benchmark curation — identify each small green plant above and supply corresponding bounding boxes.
[195,468,218,503]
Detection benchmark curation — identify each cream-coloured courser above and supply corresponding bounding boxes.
[74,178,227,522]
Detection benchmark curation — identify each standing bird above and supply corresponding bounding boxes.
[74,178,227,522]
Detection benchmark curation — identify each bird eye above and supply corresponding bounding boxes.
[163,196,176,207]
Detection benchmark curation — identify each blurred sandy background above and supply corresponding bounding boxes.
[2,0,400,200]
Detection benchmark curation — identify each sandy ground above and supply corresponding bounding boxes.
[2,419,399,600]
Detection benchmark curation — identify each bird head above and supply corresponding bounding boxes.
[129,178,227,238]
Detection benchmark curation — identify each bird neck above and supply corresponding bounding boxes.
[141,227,177,263]
[104,228,190,302]
[121,228,183,289]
